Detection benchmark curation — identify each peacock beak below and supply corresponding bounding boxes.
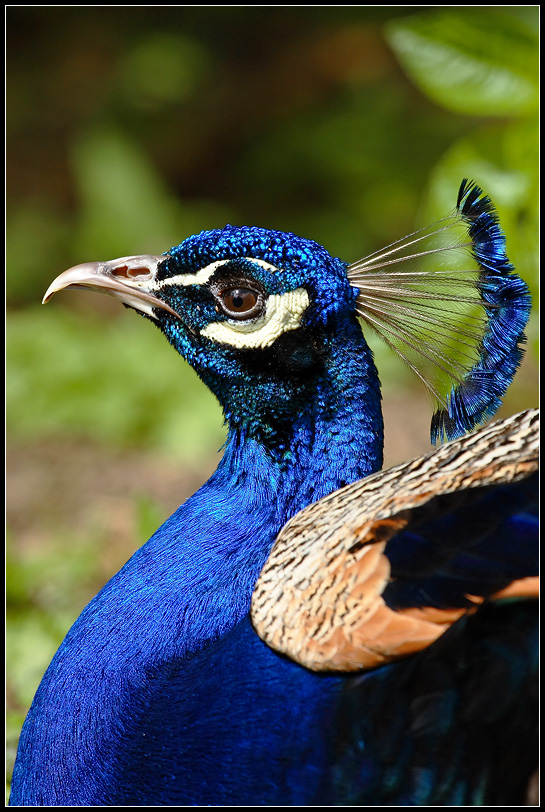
[42,255,181,321]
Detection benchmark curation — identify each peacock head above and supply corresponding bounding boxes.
[43,181,531,443]
[43,226,369,433]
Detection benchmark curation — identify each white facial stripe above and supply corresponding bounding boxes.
[202,288,310,349]
[154,257,279,289]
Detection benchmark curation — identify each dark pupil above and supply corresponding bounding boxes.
[223,288,257,313]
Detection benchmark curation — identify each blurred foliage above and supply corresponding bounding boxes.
[6,6,538,796]
[386,7,539,354]
[7,308,225,460]
[386,9,538,116]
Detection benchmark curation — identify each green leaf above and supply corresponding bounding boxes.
[386,10,538,116]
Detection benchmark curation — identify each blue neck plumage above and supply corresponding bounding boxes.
[152,318,383,648]
[62,318,382,658]
[206,317,384,515]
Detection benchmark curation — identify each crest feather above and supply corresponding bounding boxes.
[347,179,531,442]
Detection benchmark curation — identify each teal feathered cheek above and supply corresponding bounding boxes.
[141,228,362,425]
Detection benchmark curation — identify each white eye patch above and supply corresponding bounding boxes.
[154,257,310,349]
[203,288,310,349]
[153,258,278,289]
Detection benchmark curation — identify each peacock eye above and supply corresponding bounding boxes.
[219,287,264,320]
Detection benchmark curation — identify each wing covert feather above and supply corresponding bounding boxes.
[251,409,538,672]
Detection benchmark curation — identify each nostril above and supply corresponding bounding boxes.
[111,265,152,280]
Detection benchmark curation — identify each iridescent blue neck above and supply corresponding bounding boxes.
[213,323,384,524]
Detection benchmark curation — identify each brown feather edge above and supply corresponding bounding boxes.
[251,409,539,672]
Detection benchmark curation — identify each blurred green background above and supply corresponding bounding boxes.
[6,6,538,792]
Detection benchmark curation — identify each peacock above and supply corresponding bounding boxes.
[10,180,538,806]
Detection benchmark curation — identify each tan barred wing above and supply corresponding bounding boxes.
[251,409,539,673]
